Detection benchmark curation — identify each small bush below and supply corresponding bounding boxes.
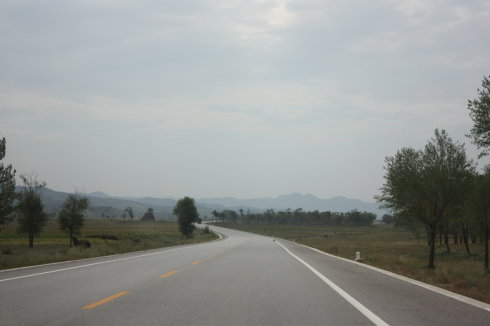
[203,226,210,234]
[1,246,12,255]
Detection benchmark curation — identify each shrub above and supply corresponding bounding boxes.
[1,246,12,255]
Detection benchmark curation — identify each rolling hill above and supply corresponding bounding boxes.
[31,188,386,219]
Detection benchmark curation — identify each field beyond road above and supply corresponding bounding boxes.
[0,219,217,270]
[215,223,490,304]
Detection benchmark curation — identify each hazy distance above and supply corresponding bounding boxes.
[1,0,489,202]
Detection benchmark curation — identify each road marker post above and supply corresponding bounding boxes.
[355,251,363,262]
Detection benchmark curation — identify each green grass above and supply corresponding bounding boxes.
[0,219,218,270]
[215,223,490,303]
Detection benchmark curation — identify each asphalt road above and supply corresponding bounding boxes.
[1,225,489,326]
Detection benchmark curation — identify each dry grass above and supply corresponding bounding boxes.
[216,223,490,303]
[0,219,217,270]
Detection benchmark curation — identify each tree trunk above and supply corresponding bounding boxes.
[428,226,436,269]
[29,232,34,248]
[462,223,471,256]
[444,230,450,253]
[484,219,489,271]
[471,233,477,244]
[69,229,73,248]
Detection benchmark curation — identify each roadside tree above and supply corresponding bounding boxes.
[467,167,490,271]
[376,129,474,268]
[467,75,490,158]
[381,214,394,224]
[16,174,48,248]
[173,197,198,238]
[0,137,16,228]
[58,193,90,247]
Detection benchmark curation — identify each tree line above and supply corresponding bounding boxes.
[1,138,201,245]
[0,163,91,248]
[377,75,490,271]
[211,208,376,226]
[0,141,174,247]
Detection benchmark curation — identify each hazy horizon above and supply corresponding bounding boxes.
[1,1,489,202]
[90,190,370,202]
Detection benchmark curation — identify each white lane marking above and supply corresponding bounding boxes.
[215,226,490,313]
[0,233,232,283]
[276,241,389,326]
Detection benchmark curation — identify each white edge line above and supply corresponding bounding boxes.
[282,238,490,313]
[276,240,389,326]
[0,229,228,282]
[213,225,490,313]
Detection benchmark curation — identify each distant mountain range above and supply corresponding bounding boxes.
[29,188,386,219]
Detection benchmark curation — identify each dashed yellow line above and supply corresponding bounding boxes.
[160,270,179,279]
[83,291,128,310]
[208,254,215,258]
[192,259,203,265]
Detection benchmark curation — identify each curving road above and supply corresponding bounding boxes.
[1,225,489,326]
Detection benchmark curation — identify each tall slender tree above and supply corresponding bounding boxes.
[0,137,16,228]
[58,193,90,247]
[16,174,47,248]
[468,167,490,271]
[467,75,490,158]
[124,207,134,219]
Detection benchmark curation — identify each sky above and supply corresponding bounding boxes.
[1,0,489,202]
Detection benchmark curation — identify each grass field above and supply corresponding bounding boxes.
[215,223,490,303]
[0,219,217,270]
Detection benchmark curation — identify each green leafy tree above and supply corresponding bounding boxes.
[381,214,394,224]
[467,168,490,271]
[58,193,90,247]
[16,174,47,248]
[140,208,155,221]
[124,206,134,219]
[467,75,490,158]
[173,197,198,238]
[376,129,474,269]
[0,137,16,228]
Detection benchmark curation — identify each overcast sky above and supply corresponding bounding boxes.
[1,0,489,202]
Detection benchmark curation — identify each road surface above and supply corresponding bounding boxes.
[1,225,489,325]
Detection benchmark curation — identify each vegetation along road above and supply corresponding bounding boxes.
[1,225,489,326]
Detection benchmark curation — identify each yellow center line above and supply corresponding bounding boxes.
[83,291,128,310]
[160,270,179,279]
[208,255,215,258]
[192,259,203,265]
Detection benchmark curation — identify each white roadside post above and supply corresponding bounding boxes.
[355,251,361,262]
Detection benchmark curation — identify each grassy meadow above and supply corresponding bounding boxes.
[215,223,490,303]
[0,218,217,270]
